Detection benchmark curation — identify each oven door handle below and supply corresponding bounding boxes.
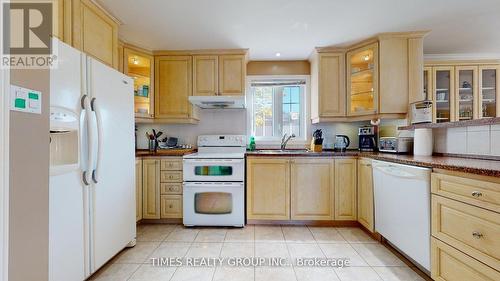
[183,159,244,164]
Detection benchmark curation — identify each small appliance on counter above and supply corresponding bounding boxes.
[410,100,433,124]
[334,135,350,151]
[358,126,377,151]
[311,129,324,152]
[379,137,414,153]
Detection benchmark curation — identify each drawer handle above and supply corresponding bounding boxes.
[471,191,483,198]
[472,231,483,239]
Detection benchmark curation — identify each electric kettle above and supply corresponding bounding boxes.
[334,135,350,151]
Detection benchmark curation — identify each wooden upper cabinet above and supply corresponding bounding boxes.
[357,158,374,232]
[290,158,334,220]
[193,55,219,96]
[246,157,290,220]
[334,158,357,220]
[219,55,246,95]
[71,0,119,68]
[310,51,346,122]
[155,56,198,122]
[124,46,155,119]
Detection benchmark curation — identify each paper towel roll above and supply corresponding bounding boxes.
[414,128,433,156]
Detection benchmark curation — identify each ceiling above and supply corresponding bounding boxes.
[99,0,500,60]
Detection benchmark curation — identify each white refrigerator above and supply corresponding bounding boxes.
[49,39,136,281]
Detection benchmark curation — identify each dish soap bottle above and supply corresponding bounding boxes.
[248,136,256,151]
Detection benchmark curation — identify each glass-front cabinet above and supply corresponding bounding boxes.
[455,66,477,120]
[433,67,454,123]
[347,43,378,116]
[124,48,154,119]
[479,66,499,118]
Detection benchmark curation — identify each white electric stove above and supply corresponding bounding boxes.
[183,135,246,227]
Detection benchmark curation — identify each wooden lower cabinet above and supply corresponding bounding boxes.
[334,158,357,220]
[135,158,143,222]
[142,158,160,219]
[431,238,500,281]
[160,195,182,218]
[290,158,334,220]
[247,157,290,220]
[357,158,374,231]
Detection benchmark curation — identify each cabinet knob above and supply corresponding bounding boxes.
[169,187,173,191]
[471,191,483,198]
[472,231,483,239]
[169,204,173,208]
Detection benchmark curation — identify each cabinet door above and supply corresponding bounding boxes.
[218,55,246,95]
[335,158,357,220]
[357,158,374,232]
[142,159,160,219]
[135,159,143,222]
[72,0,119,68]
[478,66,500,118]
[290,158,334,220]
[318,53,346,117]
[247,158,290,220]
[155,56,194,119]
[455,66,478,121]
[347,43,379,116]
[124,47,154,119]
[433,66,455,123]
[193,55,218,96]
[424,67,433,101]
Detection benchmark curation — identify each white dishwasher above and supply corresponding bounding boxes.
[372,160,431,271]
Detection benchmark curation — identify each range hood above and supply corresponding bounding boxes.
[188,95,246,109]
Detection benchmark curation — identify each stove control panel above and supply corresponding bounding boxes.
[197,135,246,147]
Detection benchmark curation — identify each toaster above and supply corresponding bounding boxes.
[410,101,433,124]
[379,137,414,153]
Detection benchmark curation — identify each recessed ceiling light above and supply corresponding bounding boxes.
[275,52,281,57]
[133,57,139,65]
[363,55,370,61]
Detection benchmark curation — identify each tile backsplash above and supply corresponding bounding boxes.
[433,124,500,156]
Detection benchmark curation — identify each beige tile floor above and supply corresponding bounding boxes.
[89,224,426,281]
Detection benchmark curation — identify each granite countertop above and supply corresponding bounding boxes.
[136,148,196,157]
[246,149,500,177]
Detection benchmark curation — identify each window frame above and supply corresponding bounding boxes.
[246,75,310,146]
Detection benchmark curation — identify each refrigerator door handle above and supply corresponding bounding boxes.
[91,97,103,184]
[81,94,93,186]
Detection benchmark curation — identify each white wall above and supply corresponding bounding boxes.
[136,109,247,149]
[434,124,500,156]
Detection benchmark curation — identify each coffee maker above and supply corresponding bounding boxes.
[358,126,377,151]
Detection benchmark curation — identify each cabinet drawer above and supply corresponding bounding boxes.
[431,172,500,213]
[431,238,500,281]
[160,159,183,171]
[432,195,500,270]
[160,171,182,182]
[160,195,182,218]
[161,183,183,195]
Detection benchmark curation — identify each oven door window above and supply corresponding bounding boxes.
[194,192,233,214]
[194,166,233,176]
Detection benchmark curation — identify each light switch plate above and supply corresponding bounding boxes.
[10,85,42,114]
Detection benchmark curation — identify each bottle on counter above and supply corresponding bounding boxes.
[248,136,256,151]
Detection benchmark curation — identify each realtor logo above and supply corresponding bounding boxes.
[2,2,57,68]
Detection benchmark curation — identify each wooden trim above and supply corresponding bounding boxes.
[153,49,249,56]
[312,113,407,123]
[87,0,122,24]
[246,220,360,227]
[122,42,154,56]
[247,61,310,76]
[425,60,500,66]
[138,218,183,224]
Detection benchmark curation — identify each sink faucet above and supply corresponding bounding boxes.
[280,133,296,150]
